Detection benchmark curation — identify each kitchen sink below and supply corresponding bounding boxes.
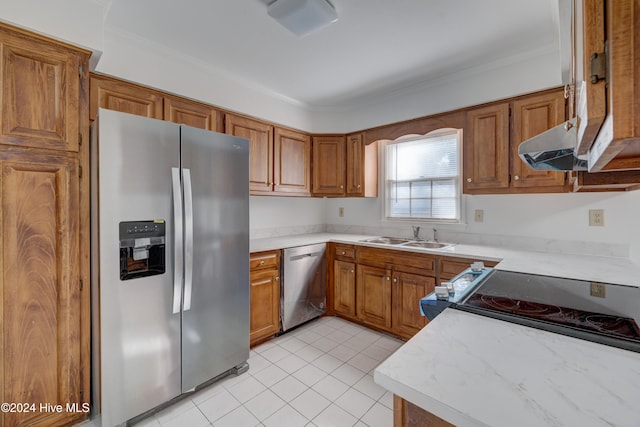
[402,241,452,249]
[360,237,411,245]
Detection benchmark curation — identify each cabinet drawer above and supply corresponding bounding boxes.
[439,256,497,280]
[250,250,280,271]
[334,244,355,260]
[356,246,435,276]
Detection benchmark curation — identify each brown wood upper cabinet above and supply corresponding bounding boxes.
[274,127,311,195]
[90,74,164,120]
[0,22,90,426]
[225,113,311,196]
[90,74,222,132]
[0,26,86,152]
[464,103,510,192]
[312,135,346,196]
[511,91,567,189]
[576,0,640,172]
[464,90,568,194]
[164,95,221,131]
[312,133,377,197]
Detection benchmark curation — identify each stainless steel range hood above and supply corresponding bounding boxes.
[518,118,588,171]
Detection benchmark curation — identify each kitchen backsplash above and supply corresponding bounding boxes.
[250,224,326,240]
[325,224,629,258]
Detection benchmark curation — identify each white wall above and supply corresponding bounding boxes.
[324,190,640,260]
[96,29,315,132]
[0,0,104,52]
[311,46,562,133]
[250,196,327,238]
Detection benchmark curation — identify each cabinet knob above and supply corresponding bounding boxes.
[350,270,354,273]
[357,184,361,188]
[386,277,390,281]
[514,175,520,181]
[393,278,397,283]
[340,185,344,189]
[275,277,279,281]
[259,260,265,265]
[341,251,346,255]
[466,178,472,183]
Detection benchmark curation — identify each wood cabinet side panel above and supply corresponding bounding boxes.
[0,151,83,426]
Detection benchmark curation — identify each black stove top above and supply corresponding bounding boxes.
[456,270,640,353]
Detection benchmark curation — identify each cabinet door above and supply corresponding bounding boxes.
[392,272,433,339]
[334,260,356,318]
[225,114,274,194]
[312,136,346,196]
[274,127,311,195]
[250,269,280,345]
[0,150,85,427]
[356,265,392,330]
[90,74,164,120]
[511,91,567,188]
[0,31,86,152]
[164,96,221,131]
[464,103,510,192]
[346,133,364,196]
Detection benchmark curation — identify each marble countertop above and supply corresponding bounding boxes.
[252,232,640,426]
[250,232,640,286]
[374,309,640,427]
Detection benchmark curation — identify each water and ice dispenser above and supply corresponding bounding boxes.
[119,220,166,280]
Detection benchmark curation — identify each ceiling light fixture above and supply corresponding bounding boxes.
[267,0,338,37]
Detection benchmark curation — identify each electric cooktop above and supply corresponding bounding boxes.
[455,270,640,354]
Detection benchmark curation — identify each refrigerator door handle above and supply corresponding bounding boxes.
[182,168,194,311]
[171,167,183,315]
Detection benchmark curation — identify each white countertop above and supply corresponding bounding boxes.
[374,309,640,427]
[251,232,640,426]
[250,232,640,286]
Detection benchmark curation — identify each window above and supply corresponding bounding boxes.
[384,129,461,222]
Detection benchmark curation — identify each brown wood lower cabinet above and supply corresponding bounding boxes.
[394,395,455,427]
[249,250,281,346]
[356,264,392,330]
[333,259,356,318]
[392,272,434,338]
[330,244,496,340]
[0,149,85,427]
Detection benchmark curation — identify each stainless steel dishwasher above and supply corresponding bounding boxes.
[281,243,326,331]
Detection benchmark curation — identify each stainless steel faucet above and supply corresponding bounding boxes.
[433,228,438,242]
[411,225,421,240]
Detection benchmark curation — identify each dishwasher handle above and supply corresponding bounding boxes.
[288,251,324,262]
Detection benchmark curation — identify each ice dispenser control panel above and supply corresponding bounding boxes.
[119,220,166,280]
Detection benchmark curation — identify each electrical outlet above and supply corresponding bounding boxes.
[590,283,606,298]
[338,207,344,217]
[589,209,604,226]
[474,209,484,223]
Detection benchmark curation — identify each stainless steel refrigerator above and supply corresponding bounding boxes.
[90,108,250,426]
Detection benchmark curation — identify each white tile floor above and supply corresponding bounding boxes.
[80,316,403,427]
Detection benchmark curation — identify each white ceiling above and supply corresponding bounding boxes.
[104,0,562,110]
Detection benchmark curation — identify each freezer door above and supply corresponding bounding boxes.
[180,125,250,392]
[92,109,182,426]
